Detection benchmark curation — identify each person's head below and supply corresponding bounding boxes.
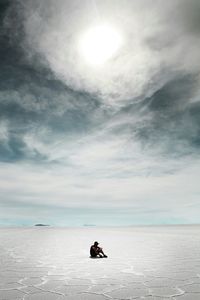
[94,241,99,246]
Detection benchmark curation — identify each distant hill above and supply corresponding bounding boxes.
[34,224,50,227]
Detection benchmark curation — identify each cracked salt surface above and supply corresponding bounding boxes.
[0,226,200,300]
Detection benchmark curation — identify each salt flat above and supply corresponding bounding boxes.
[0,226,200,300]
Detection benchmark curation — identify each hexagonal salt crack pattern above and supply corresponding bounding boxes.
[149,287,184,297]
[106,287,149,299]
[1,226,200,300]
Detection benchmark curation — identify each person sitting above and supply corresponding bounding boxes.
[90,241,108,258]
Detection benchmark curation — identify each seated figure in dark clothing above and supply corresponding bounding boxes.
[90,241,107,258]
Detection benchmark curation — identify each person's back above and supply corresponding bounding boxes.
[90,245,97,257]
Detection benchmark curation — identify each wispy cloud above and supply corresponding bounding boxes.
[0,0,200,225]
[5,0,200,105]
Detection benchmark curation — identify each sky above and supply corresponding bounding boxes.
[0,0,200,226]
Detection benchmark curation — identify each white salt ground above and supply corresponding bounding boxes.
[0,226,200,300]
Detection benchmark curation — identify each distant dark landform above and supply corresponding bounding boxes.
[34,224,50,227]
[83,224,96,227]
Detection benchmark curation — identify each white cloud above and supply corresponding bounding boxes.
[0,157,199,217]
[9,0,200,106]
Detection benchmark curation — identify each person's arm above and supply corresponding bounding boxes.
[92,246,99,254]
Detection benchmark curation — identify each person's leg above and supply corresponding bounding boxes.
[98,253,104,258]
[98,248,107,258]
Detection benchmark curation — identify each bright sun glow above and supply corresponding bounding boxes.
[79,24,123,66]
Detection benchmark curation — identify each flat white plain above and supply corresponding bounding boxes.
[0,226,200,299]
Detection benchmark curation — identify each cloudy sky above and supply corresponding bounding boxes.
[0,0,200,226]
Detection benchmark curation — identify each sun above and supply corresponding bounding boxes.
[79,24,123,66]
